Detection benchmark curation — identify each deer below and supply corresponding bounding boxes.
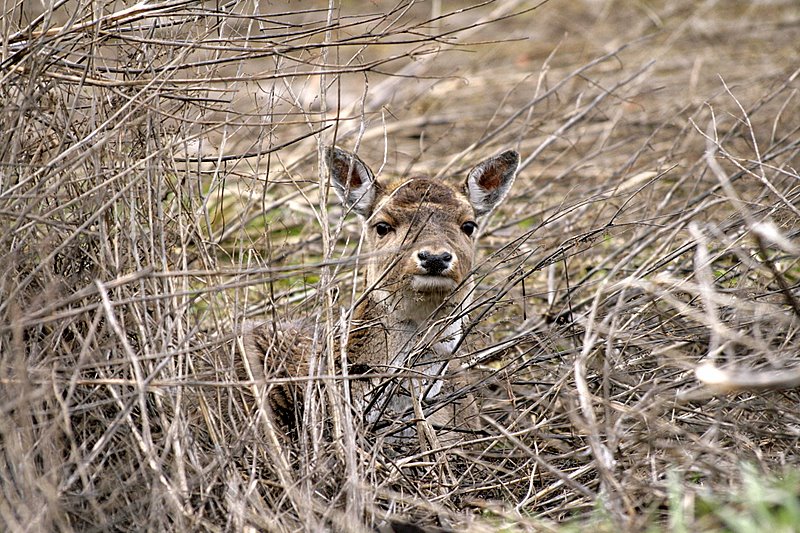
[242,146,519,446]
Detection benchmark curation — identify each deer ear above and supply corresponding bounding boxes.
[464,150,519,216]
[326,147,378,217]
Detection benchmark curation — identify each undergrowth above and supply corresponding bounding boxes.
[1,1,798,531]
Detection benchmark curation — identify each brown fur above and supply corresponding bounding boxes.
[242,147,519,444]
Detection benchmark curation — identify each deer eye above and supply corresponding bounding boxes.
[460,221,478,236]
[374,222,393,237]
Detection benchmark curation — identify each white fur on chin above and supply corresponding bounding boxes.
[409,275,457,294]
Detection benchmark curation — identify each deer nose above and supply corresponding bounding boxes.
[416,250,453,275]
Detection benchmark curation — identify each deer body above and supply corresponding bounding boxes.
[244,147,519,442]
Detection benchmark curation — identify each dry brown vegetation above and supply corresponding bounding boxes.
[2,1,799,531]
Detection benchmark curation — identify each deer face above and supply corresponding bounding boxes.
[327,147,518,322]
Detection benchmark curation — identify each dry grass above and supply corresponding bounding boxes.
[1,0,799,531]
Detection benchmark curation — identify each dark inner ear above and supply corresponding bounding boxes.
[478,164,503,190]
[333,157,362,188]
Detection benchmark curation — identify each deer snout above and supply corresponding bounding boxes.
[416,250,453,276]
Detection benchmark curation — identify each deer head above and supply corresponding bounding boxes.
[326,147,519,325]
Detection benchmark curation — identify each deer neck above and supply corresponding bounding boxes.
[351,285,471,370]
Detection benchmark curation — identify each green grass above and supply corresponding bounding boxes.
[555,466,800,533]
[693,466,800,533]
